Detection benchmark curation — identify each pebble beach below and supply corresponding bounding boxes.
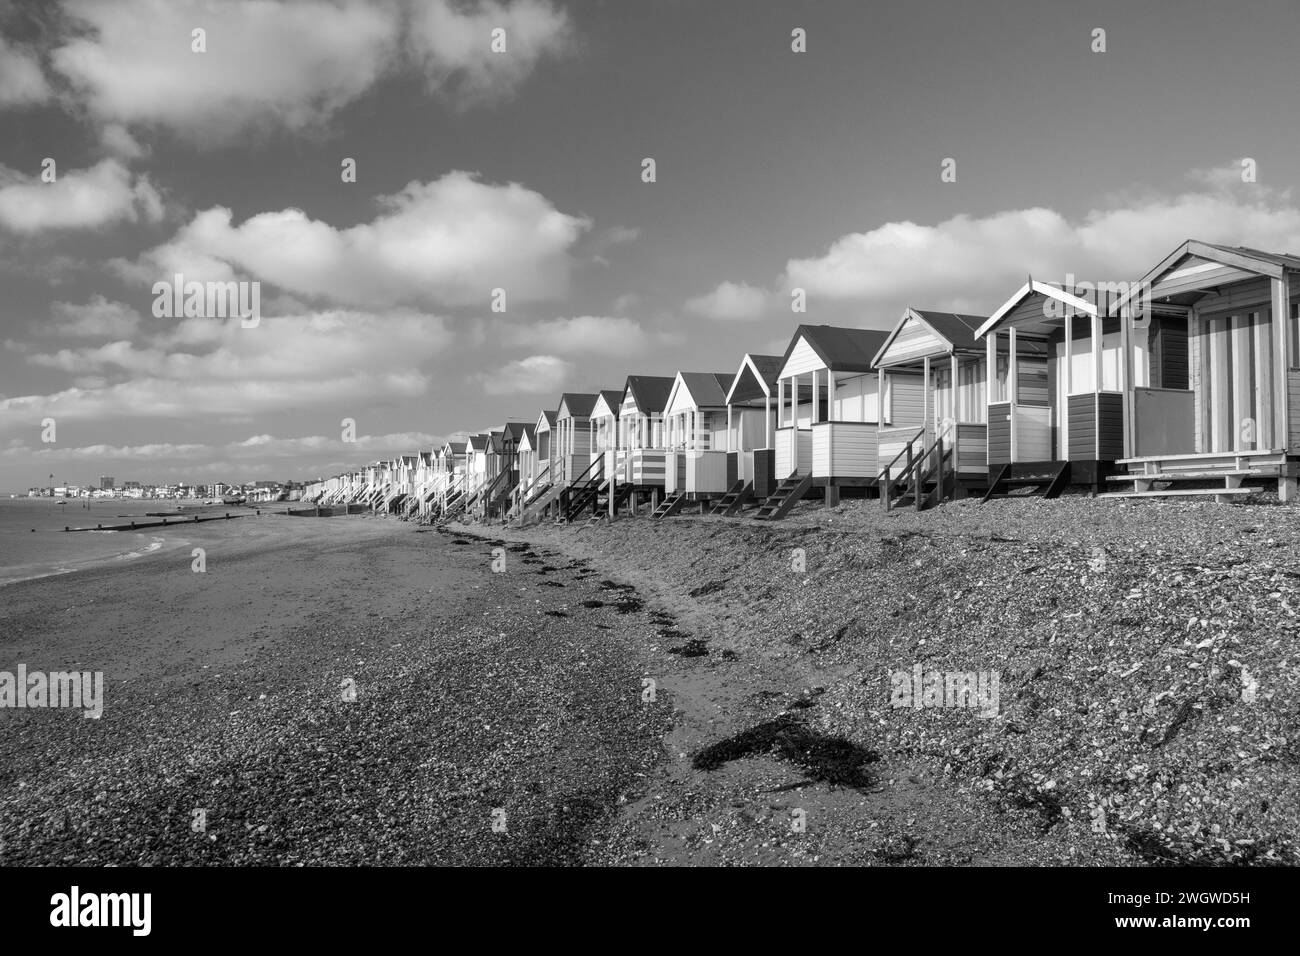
[3,496,1298,866]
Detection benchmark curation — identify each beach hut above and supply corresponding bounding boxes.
[618,375,675,489]
[553,393,599,486]
[771,325,890,504]
[724,353,781,497]
[588,389,624,478]
[1104,241,1300,500]
[872,310,990,495]
[438,440,469,514]
[662,371,734,496]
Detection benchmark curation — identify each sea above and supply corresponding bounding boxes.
[0,497,240,587]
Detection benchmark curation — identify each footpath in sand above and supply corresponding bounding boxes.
[459,494,1300,866]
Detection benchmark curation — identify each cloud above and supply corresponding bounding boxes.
[119,171,589,308]
[45,296,142,338]
[0,33,52,107]
[0,159,164,233]
[49,0,401,143]
[497,315,652,356]
[781,164,1300,313]
[477,354,570,395]
[38,0,572,144]
[0,310,453,428]
[684,280,770,321]
[408,0,572,106]
[99,123,148,161]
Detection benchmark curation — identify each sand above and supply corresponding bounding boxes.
[0,514,669,864]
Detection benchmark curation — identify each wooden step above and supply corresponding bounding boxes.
[1097,487,1256,500]
[754,474,812,520]
[650,492,686,520]
[1108,469,1260,482]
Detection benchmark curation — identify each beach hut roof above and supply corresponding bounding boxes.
[1107,240,1300,314]
[468,434,490,451]
[517,423,538,450]
[670,371,733,411]
[725,353,783,404]
[557,393,598,419]
[779,324,890,374]
[502,421,529,442]
[489,432,504,454]
[444,440,467,455]
[872,309,987,367]
[538,409,557,429]
[623,375,675,414]
[975,280,1098,339]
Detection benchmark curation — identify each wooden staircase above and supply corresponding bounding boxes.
[710,480,751,516]
[981,462,1070,502]
[562,478,606,522]
[754,472,812,520]
[877,426,956,512]
[650,491,687,520]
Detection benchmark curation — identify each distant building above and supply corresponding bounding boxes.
[100,476,115,490]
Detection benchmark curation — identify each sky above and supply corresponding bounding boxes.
[1,0,1299,492]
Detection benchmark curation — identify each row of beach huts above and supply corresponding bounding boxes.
[303,241,1300,524]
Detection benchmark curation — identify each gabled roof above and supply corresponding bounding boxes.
[592,389,623,419]
[725,353,783,404]
[489,432,504,454]
[557,392,598,419]
[444,440,467,455]
[873,309,987,366]
[1112,240,1300,313]
[778,325,890,374]
[975,280,1097,339]
[519,422,537,446]
[622,375,675,414]
[670,371,733,411]
[502,421,529,442]
[467,434,490,452]
[536,409,557,430]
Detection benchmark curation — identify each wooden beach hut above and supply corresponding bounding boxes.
[1104,241,1300,500]
[662,371,734,497]
[872,310,990,497]
[554,394,599,486]
[973,271,1189,497]
[618,375,675,489]
[588,389,624,479]
[771,325,890,506]
[724,353,782,498]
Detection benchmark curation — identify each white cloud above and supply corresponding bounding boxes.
[99,123,149,161]
[46,296,142,338]
[407,0,572,106]
[782,165,1300,312]
[0,34,52,107]
[478,354,570,395]
[40,0,572,143]
[1,310,452,428]
[684,280,770,321]
[50,0,401,143]
[498,315,651,355]
[0,159,164,233]
[120,171,589,308]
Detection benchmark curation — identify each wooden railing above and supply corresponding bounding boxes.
[876,423,956,512]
